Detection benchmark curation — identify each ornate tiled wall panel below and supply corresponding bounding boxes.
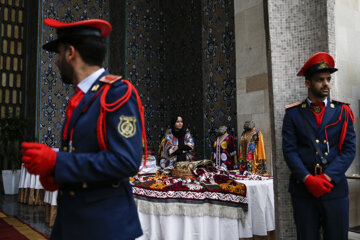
[163,0,203,157]
[124,0,165,152]
[124,0,204,157]
[124,0,235,158]
[38,0,109,147]
[202,0,237,157]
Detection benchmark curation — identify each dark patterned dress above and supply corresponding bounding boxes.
[212,134,236,170]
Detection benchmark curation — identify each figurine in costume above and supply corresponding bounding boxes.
[157,128,171,167]
[163,115,195,168]
[21,19,146,240]
[211,125,236,170]
[238,121,267,174]
[282,52,356,240]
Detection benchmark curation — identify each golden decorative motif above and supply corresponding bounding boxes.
[150,182,168,190]
[301,103,306,108]
[219,180,246,195]
[330,103,335,108]
[118,115,137,138]
[220,141,228,149]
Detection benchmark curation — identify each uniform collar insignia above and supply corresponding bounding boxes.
[301,103,306,108]
[313,105,321,113]
[330,103,335,108]
[91,84,100,92]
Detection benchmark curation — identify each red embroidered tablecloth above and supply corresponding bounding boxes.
[130,168,248,219]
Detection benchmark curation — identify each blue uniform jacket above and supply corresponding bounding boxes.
[52,70,143,240]
[282,99,356,200]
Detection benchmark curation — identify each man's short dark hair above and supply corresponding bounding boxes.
[305,69,331,81]
[62,35,106,67]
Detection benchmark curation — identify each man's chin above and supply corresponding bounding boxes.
[313,93,328,99]
[317,90,329,98]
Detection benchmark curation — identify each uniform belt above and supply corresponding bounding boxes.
[59,179,127,190]
[306,164,328,176]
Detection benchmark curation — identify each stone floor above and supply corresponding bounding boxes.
[0,192,359,239]
[351,232,360,240]
[0,193,52,237]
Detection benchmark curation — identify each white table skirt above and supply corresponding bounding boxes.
[44,190,58,206]
[18,164,43,189]
[136,179,274,240]
[18,148,58,190]
[238,179,275,237]
[19,163,57,206]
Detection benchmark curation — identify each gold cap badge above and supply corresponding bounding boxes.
[319,60,328,69]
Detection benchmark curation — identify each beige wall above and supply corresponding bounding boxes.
[234,0,272,174]
[335,0,360,228]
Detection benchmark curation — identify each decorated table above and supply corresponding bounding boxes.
[132,161,274,240]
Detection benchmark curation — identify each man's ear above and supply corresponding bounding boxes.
[305,79,310,89]
[66,45,76,61]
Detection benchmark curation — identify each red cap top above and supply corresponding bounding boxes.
[43,18,112,52]
[44,18,112,37]
[297,52,337,77]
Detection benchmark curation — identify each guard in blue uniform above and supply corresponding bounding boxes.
[21,19,146,240]
[282,52,356,240]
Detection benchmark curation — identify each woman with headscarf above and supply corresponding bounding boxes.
[163,115,195,168]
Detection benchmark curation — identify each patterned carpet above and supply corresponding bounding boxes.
[0,210,48,240]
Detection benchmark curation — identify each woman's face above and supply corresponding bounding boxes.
[174,117,183,130]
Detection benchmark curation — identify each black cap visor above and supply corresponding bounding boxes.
[304,64,338,78]
[42,26,102,53]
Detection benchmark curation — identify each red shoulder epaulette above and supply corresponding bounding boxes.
[99,74,123,84]
[96,78,148,172]
[285,101,302,109]
[331,99,350,105]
